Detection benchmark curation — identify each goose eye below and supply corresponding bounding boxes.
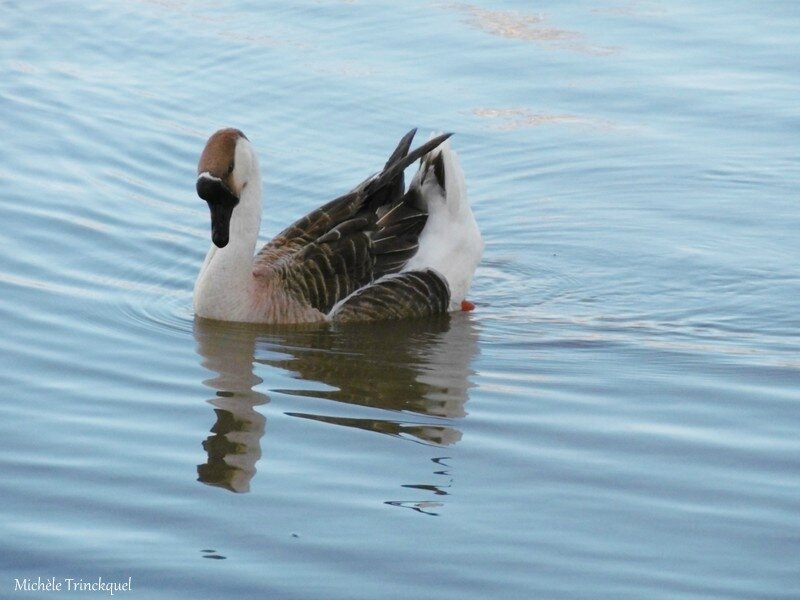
[227,161,235,175]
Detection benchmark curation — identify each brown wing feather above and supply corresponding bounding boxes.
[255,131,452,316]
[254,191,363,269]
[277,231,372,314]
[255,129,445,269]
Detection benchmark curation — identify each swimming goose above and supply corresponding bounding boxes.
[193,128,483,324]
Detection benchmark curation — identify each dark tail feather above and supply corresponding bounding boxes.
[376,132,452,190]
[419,147,446,190]
[368,129,418,214]
[366,132,453,206]
[384,128,417,168]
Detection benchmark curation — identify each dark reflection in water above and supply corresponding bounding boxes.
[193,314,480,494]
[193,320,268,493]
[387,456,455,516]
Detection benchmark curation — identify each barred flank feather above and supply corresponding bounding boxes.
[331,269,450,323]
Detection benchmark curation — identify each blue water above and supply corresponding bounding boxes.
[2,1,799,598]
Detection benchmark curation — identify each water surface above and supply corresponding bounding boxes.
[2,1,799,598]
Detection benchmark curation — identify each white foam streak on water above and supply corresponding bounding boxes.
[2,1,800,598]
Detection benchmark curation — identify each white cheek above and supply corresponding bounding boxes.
[232,139,256,192]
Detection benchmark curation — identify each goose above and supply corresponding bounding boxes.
[193,128,483,324]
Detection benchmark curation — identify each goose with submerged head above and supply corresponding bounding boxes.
[193,128,483,324]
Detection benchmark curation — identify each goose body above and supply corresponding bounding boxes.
[193,128,483,324]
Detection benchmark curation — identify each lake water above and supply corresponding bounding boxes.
[2,1,799,598]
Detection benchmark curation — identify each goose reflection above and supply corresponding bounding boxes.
[193,313,480,493]
[193,319,268,493]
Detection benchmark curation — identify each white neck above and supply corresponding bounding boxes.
[193,163,262,321]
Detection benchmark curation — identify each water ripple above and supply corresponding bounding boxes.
[3,1,800,598]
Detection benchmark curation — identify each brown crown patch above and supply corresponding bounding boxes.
[197,128,247,181]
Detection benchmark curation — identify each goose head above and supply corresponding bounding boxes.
[196,128,258,248]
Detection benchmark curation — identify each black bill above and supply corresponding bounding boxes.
[209,202,235,248]
[196,176,239,249]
